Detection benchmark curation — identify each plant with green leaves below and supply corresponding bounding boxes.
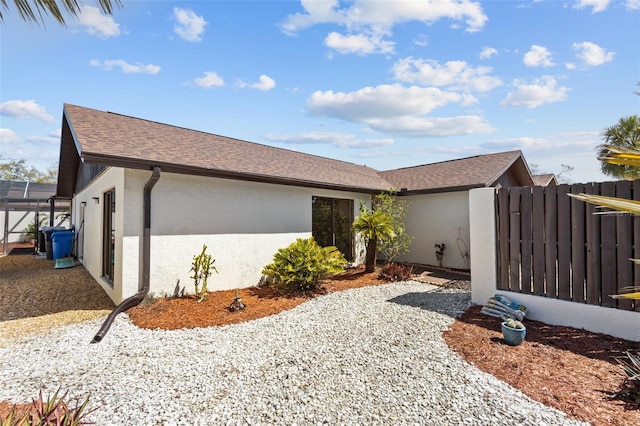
[372,191,413,263]
[2,388,95,426]
[262,237,347,293]
[190,244,218,302]
[352,206,395,273]
[597,115,640,180]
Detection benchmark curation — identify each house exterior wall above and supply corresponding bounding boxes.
[397,191,471,270]
[470,187,639,342]
[79,169,370,304]
[73,167,125,303]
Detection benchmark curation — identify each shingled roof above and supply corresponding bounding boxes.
[57,104,536,198]
[57,104,392,197]
[380,151,534,194]
[532,173,558,186]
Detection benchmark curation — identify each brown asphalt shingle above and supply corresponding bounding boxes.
[60,104,535,195]
[63,104,392,192]
[380,151,525,192]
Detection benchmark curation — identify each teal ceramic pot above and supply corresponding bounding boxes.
[501,322,526,346]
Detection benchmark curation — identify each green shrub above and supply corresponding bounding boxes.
[262,237,347,292]
[1,388,95,426]
[190,244,218,301]
[379,262,413,282]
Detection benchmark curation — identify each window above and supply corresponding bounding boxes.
[102,188,115,284]
[312,197,354,261]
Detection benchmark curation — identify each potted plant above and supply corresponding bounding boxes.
[501,318,526,346]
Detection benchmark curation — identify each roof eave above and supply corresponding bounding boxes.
[397,183,486,196]
[80,152,385,194]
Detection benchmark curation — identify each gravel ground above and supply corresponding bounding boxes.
[0,282,587,426]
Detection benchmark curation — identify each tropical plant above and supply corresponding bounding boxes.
[372,191,413,262]
[1,388,95,425]
[0,0,121,25]
[352,207,395,273]
[615,351,640,406]
[597,115,640,180]
[379,262,413,282]
[190,244,218,302]
[261,237,347,293]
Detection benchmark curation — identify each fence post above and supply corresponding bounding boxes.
[470,188,497,305]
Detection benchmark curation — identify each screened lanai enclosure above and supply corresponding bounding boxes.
[0,180,71,255]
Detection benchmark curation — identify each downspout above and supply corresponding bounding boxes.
[92,167,161,343]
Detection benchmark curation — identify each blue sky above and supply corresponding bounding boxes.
[1,0,639,183]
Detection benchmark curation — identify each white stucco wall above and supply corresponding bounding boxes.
[398,191,471,270]
[73,167,125,303]
[469,187,640,342]
[114,169,370,303]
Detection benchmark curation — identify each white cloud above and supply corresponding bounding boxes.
[572,41,615,66]
[263,132,394,149]
[565,62,577,70]
[573,0,611,13]
[0,100,54,122]
[281,0,488,35]
[90,59,161,74]
[627,0,640,9]
[173,7,207,42]
[479,46,498,59]
[392,58,502,92]
[414,34,429,47]
[325,31,395,55]
[0,128,19,144]
[366,115,496,137]
[250,75,276,91]
[307,84,464,121]
[306,83,495,137]
[523,45,555,67]
[77,5,120,37]
[194,71,225,88]
[500,76,570,108]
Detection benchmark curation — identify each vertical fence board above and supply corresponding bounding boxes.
[571,184,586,303]
[557,185,572,300]
[532,187,546,296]
[509,188,521,292]
[585,183,601,305]
[497,189,510,290]
[615,181,633,311]
[521,188,533,294]
[631,180,640,312]
[494,180,638,312]
[600,182,617,308]
[544,186,558,298]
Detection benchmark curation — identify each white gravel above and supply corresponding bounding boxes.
[0,282,588,425]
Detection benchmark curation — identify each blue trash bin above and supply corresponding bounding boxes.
[42,226,67,260]
[52,231,74,260]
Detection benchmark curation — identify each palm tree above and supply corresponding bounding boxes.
[352,209,395,273]
[598,115,640,180]
[0,0,120,26]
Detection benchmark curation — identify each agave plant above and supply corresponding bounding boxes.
[568,144,640,300]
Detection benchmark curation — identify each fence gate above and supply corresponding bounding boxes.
[496,181,639,312]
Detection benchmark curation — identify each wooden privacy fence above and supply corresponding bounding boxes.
[496,181,639,312]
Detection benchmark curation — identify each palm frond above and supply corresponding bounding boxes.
[568,193,640,216]
[0,0,121,25]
